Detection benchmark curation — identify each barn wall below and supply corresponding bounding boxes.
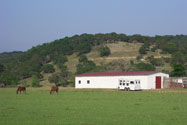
[147,73,169,89]
[75,75,148,89]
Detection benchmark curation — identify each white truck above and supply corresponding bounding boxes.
[118,79,141,91]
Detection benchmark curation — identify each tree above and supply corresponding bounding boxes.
[41,64,55,73]
[99,46,111,57]
[0,72,19,86]
[0,63,5,75]
[48,73,60,84]
[170,64,186,77]
[32,75,40,87]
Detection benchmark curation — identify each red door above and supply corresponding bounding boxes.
[156,76,161,89]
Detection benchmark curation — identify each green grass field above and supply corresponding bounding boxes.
[0,88,187,125]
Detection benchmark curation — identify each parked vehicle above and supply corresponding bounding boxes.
[118,79,141,91]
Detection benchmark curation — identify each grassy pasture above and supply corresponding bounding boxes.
[0,88,187,125]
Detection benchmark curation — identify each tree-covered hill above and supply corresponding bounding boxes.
[0,51,23,65]
[0,33,187,86]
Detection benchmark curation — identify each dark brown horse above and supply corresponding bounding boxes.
[16,86,26,94]
[50,86,58,95]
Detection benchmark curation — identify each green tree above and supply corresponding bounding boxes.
[99,46,111,57]
[0,63,5,75]
[170,64,186,77]
[32,75,40,87]
[0,72,19,86]
[41,64,55,73]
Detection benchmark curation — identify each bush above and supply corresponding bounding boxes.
[99,46,111,57]
[32,75,40,87]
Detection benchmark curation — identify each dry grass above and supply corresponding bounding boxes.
[87,42,142,65]
[65,53,79,73]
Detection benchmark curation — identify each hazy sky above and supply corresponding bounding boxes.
[0,0,187,53]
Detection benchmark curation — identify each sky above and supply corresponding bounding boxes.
[0,0,187,53]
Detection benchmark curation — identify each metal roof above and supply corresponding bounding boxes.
[76,71,159,77]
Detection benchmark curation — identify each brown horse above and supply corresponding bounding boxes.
[16,86,26,94]
[50,86,58,95]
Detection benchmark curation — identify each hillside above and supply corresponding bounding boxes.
[0,51,23,64]
[65,42,172,73]
[0,33,187,87]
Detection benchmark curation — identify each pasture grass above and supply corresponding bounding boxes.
[0,88,187,125]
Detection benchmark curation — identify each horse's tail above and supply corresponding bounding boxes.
[50,89,52,95]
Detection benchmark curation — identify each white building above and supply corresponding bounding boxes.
[75,71,169,90]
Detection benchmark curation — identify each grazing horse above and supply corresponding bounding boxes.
[16,86,26,94]
[50,86,58,95]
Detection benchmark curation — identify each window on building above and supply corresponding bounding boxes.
[87,80,90,84]
[126,83,129,86]
[130,81,134,84]
[79,80,81,84]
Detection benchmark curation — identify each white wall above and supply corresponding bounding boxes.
[75,75,148,89]
[147,72,169,89]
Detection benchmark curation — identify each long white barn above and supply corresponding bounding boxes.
[75,71,169,90]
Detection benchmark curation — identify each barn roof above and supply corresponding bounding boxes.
[76,71,159,77]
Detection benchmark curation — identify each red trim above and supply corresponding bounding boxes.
[76,71,158,77]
